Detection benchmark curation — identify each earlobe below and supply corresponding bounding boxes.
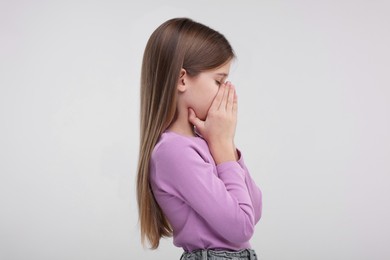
[177,68,187,93]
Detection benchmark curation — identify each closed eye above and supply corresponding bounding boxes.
[215,80,221,86]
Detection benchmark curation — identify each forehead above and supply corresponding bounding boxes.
[205,61,232,76]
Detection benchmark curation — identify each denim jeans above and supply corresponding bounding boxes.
[180,248,258,260]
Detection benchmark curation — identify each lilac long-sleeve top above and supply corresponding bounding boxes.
[149,130,262,252]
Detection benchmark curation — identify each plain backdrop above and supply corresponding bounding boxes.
[1,0,389,259]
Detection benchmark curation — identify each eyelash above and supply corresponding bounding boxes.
[215,80,222,86]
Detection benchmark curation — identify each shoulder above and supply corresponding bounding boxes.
[150,131,215,184]
[151,131,212,166]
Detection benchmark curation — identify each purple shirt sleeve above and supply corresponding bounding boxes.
[236,149,263,224]
[152,142,256,243]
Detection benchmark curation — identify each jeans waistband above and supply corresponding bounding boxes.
[180,248,258,260]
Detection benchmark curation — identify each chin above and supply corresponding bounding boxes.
[197,115,205,121]
[198,112,207,121]
[191,107,207,121]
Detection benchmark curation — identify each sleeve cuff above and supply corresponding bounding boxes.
[216,160,246,181]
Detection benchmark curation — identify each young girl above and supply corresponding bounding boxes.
[136,17,262,260]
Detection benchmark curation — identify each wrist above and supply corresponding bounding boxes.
[209,141,236,164]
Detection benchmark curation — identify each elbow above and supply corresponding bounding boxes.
[223,213,255,243]
[254,189,263,224]
[235,219,255,243]
[255,201,262,223]
[253,189,263,224]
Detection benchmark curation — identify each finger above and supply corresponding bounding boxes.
[188,108,204,131]
[209,83,226,112]
[220,82,230,110]
[226,83,235,112]
[232,91,238,115]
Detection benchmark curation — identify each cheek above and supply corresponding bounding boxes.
[194,92,215,120]
[201,87,218,115]
[187,81,219,120]
[208,86,219,105]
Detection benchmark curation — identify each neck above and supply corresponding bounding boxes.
[167,108,195,137]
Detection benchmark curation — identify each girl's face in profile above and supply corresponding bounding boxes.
[184,61,232,120]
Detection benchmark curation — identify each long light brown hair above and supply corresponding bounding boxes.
[136,17,235,249]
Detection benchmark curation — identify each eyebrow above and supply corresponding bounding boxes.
[216,73,229,77]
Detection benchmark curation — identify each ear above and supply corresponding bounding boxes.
[177,68,187,93]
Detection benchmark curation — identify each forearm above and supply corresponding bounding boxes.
[209,141,238,164]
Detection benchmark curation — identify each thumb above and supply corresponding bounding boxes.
[188,108,204,130]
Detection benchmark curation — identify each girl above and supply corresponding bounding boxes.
[136,17,262,260]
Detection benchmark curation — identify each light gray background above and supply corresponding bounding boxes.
[1,0,389,259]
